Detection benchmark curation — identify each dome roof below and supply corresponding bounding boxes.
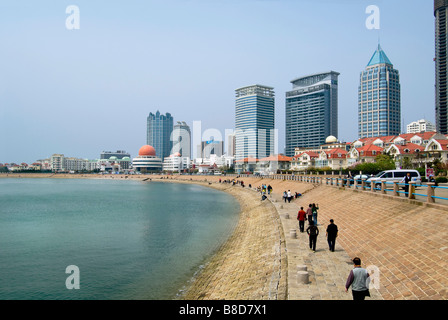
[325,136,338,144]
[109,156,118,160]
[138,145,156,156]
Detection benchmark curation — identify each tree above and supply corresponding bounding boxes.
[375,154,395,171]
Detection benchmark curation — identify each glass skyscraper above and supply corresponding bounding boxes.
[172,121,191,159]
[147,111,173,160]
[435,0,448,134]
[358,45,401,138]
[285,71,339,157]
[235,85,275,160]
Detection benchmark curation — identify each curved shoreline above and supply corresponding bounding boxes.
[0,173,288,300]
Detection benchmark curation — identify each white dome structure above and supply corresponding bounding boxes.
[325,136,338,144]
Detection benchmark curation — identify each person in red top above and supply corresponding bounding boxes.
[297,207,307,232]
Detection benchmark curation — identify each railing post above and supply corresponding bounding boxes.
[427,182,435,203]
[393,181,399,197]
[381,179,386,194]
[361,179,366,190]
[408,181,416,200]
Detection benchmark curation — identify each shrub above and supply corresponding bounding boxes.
[436,177,448,184]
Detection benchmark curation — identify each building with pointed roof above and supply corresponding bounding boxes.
[358,45,401,139]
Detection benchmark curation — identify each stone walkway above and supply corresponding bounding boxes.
[264,181,448,300]
[269,190,382,300]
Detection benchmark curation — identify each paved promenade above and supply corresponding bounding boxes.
[179,176,448,300]
[261,179,448,300]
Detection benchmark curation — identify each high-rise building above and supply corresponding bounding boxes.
[358,45,401,138]
[197,139,224,159]
[172,121,191,159]
[227,132,236,157]
[285,71,339,156]
[435,0,448,134]
[406,119,436,134]
[235,85,275,160]
[147,111,173,160]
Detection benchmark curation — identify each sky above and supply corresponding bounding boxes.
[0,0,436,164]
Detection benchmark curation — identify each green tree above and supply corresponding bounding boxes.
[375,154,396,171]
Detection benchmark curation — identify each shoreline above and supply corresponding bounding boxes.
[1,173,289,300]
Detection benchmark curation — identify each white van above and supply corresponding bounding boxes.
[367,169,421,188]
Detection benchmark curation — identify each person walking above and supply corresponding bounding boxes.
[306,221,319,252]
[306,204,313,225]
[345,257,371,301]
[312,203,319,226]
[297,207,307,233]
[326,219,338,252]
[287,190,292,203]
[283,191,288,203]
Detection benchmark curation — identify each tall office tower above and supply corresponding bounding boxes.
[435,0,448,134]
[285,71,339,157]
[197,140,224,158]
[172,121,191,159]
[235,85,275,160]
[227,132,236,157]
[358,45,401,138]
[147,111,173,160]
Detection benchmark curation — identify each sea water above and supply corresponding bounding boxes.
[0,178,240,300]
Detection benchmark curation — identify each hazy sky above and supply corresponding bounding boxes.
[0,0,435,164]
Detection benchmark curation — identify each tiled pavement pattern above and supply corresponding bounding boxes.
[267,180,448,300]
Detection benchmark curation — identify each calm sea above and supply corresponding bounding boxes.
[0,178,240,300]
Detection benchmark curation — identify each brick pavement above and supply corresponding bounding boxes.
[268,181,448,300]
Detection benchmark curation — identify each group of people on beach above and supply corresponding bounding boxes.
[282,190,302,203]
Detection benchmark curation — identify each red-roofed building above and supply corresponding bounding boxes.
[257,154,292,174]
[291,152,320,171]
[349,144,384,163]
[235,157,259,174]
[316,148,348,170]
[424,139,448,163]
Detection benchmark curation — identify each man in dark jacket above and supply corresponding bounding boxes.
[326,219,338,252]
[306,221,319,252]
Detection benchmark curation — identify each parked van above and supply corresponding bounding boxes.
[367,169,421,188]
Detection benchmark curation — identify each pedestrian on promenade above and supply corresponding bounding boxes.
[306,204,313,225]
[312,203,319,226]
[306,221,319,252]
[345,257,371,301]
[326,219,338,252]
[287,190,292,203]
[267,185,272,195]
[401,172,411,195]
[283,191,287,203]
[297,207,307,232]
